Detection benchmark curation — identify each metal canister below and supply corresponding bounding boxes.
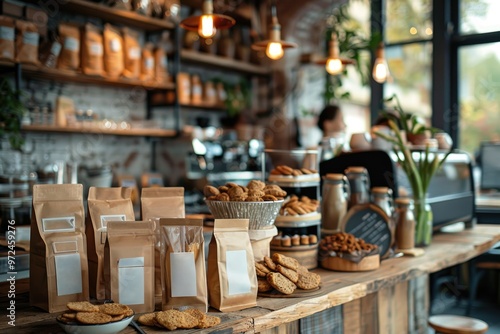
[321,173,350,232]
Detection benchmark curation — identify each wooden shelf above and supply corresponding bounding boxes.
[22,124,177,138]
[25,0,175,31]
[0,61,175,90]
[180,49,270,76]
[151,102,227,111]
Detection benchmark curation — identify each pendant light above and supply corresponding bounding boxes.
[315,32,354,75]
[251,0,297,60]
[372,42,390,83]
[180,0,235,39]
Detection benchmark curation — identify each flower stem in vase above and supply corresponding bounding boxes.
[414,197,433,247]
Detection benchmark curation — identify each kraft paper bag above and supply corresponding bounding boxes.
[86,187,135,299]
[104,221,155,313]
[141,187,185,297]
[30,184,89,313]
[160,218,207,312]
[207,219,257,312]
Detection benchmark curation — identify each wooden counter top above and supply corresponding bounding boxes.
[2,224,500,334]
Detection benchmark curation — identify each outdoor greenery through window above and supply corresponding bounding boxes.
[458,0,500,155]
[384,0,432,120]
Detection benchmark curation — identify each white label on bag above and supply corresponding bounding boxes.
[170,252,197,297]
[145,58,154,69]
[129,47,140,59]
[160,56,167,68]
[226,250,251,295]
[192,85,202,95]
[90,43,103,56]
[50,41,62,56]
[23,32,39,46]
[110,39,121,52]
[118,257,144,305]
[99,214,126,244]
[64,37,79,52]
[42,216,76,233]
[55,253,82,296]
[0,27,15,41]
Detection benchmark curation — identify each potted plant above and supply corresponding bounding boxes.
[0,79,25,150]
[375,95,452,246]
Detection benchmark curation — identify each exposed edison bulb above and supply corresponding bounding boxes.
[372,58,390,83]
[326,58,343,75]
[198,15,216,38]
[266,42,284,60]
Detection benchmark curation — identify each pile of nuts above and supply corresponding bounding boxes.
[270,165,317,176]
[319,232,377,253]
[279,195,319,216]
[204,180,287,202]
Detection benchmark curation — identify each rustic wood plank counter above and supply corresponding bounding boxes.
[2,225,500,334]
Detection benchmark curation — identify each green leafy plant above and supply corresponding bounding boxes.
[375,95,452,246]
[0,79,25,150]
[222,79,250,118]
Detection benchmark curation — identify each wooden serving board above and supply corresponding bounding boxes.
[258,285,322,298]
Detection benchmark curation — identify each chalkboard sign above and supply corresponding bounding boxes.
[340,203,392,258]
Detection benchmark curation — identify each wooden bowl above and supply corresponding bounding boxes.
[320,254,380,272]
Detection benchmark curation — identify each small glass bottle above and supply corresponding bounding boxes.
[321,173,350,233]
[393,198,415,250]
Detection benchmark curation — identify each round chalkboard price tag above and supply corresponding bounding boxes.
[340,203,392,259]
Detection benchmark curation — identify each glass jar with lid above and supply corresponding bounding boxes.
[321,173,350,232]
[393,198,416,250]
[371,186,395,245]
[345,166,370,209]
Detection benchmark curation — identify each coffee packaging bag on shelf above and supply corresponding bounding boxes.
[160,218,207,312]
[177,72,191,104]
[57,23,80,71]
[154,47,169,83]
[86,187,135,299]
[103,24,124,78]
[191,74,202,105]
[81,23,104,76]
[39,35,62,69]
[0,16,15,61]
[141,187,185,297]
[122,27,140,79]
[104,221,155,313]
[30,184,89,313]
[207,219,258,312]
[141,42,155,81]
[15,20,39,64]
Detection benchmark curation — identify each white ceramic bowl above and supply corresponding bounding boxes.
[205,199,284,229]
[57,314,134,334]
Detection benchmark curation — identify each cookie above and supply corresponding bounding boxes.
[155,309,198,331]
[257,277,273,292]
[58,315,75,323]
[76,312,112,324]
[276,165,293,175]
[267,272,296,295]
[66,301,99,313]
[262,194,278,201]
[263,256,277,271]
[246,196,263,202]
[111,314,126,321]
[228,186,244,198]
[297,265,309,276]
[199,315,221,329]
[184,308,207,328]
[255,267,267,277]
[124,306,134,317]
[301,168,313,174]
[272,253,299,271]
[276,264,299,283]
[203,185,219,197]
[99,303,129,316]
[247,189,265,198]
[247,180,265,190]
[296,271,321,290]
[255,262,271,275]
[61,312,77,320]
[215,193,230,201]
[138,313,158,327]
